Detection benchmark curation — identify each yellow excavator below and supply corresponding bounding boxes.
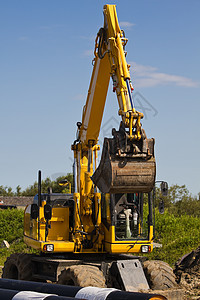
[3,4,181,299]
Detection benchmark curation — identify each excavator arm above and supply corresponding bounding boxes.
[79,4,143,146]
[73,5,155,196]
[79,52,110,145]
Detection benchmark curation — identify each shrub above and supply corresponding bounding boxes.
[0,209,37,266]
[145,208,200,266]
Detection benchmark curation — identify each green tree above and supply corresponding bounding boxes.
[0,185,14,196]
[21,173,73,196]
[155,184,200,217]
[16,185,22,196]
[0,185,8,196]
[22,181,38,196]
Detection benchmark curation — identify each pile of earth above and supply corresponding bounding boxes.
[174,246,200,299]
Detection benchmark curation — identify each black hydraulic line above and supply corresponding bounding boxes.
[38,170,42,206]
[94,199,100,225]
[38,170,42,241]
[110,194,115,225]
[76,202,88,241]
[73,159,77,193]
[139,193,144,227]
[97,28,108,59]
[148,192,153,226]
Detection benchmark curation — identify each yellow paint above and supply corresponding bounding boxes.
[24,5,154,256]
[24,205,70,244]
[24,236,74,252]
[103,226,153,253]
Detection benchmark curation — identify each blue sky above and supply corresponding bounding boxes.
[0,0,200,196]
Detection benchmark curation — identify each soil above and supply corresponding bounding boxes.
[178,264,200,299]
[174,247,200,299]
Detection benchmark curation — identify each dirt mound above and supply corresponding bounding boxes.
[174,246,200,298]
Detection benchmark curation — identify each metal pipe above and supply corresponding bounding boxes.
[38,170,42,241]
[0,288,16,300]
[0,279,167,300]
[38,170,42,207]
[0,279,81,298]
[0,287,78,300]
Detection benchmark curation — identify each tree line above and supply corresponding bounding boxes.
[0,174,73,197]
[155,184,200,217]
[0,176,200,217]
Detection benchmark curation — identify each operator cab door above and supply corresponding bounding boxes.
[102,192,153,252]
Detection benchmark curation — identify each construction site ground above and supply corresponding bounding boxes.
[1,264,200,299]
[178,266,200,299]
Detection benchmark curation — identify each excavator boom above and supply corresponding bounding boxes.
[92,5,156,193]
[74,5,156,195]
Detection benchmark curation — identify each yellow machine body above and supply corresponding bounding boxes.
[1,6,179,298]
[24,4,156,257]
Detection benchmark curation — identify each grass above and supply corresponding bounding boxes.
[0,207,200,270]
[0,209,37,267]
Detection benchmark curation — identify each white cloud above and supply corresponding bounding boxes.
[120,21,135,29]
[131,62,199,88]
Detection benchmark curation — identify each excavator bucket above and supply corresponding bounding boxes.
[92,135,156,194]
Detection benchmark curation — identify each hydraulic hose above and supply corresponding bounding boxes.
[126,79,134,109]
[97,28,108,59]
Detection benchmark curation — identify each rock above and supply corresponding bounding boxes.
[1,240,10,248]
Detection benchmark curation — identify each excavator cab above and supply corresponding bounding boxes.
[113,193,148,240]
[99,190,155,254]
[102,192,152,242]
